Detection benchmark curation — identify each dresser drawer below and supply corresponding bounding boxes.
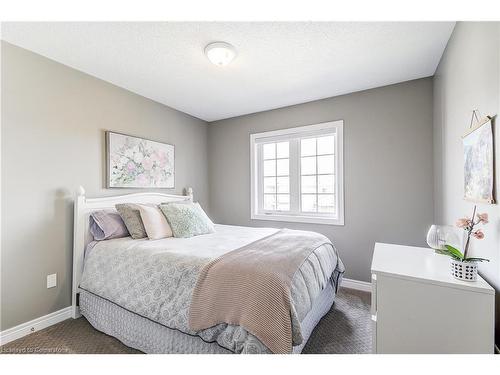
[374,273,494,353]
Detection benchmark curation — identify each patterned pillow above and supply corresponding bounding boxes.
[115,203,147,239]
[160,202,215,238]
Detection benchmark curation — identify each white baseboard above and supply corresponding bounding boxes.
[0,306,72,346]
[341,277,372,293]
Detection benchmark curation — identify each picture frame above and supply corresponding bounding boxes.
[462,116,494,204]
[106,131,175,189]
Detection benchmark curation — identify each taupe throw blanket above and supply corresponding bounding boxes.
[189,229,336,354]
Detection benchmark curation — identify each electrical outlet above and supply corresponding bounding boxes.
[47,273,57,289]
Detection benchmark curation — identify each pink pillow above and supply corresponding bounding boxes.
[137,204,173,240]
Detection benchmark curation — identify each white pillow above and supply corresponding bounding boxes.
[137,204,173,240]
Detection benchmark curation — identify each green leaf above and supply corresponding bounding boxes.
[445,245,464,260]
[464,257,490,262]
[440,249,462,261]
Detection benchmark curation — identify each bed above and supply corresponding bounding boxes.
[72,187,344,354]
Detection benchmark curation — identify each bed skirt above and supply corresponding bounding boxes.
[79,279,337,354]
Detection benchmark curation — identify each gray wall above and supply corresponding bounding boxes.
[433,22,500,344]
[1,42,209,330]
[208,78,435,283]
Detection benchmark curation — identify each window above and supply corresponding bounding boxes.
[250,121,344,225]
[262,141,290,211]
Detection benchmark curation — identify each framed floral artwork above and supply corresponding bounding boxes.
[106,131,174,188]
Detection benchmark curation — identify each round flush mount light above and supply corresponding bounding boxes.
[204,42,237,66]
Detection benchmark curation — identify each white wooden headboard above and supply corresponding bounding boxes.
[71,186,193,318]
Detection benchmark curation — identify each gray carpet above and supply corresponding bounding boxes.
[1,287,371,354]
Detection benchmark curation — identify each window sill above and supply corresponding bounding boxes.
[251,213,344,226]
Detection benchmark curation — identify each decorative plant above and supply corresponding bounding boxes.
[443,205,490,263]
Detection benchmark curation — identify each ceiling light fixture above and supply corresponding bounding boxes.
[204,42,237,67]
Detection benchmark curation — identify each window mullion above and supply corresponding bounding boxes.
[315,138,319,213]
[289,138,299,214]
[257,144,264,214]
[274,143,277,211]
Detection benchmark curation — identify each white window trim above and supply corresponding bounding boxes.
[250,120,344,226]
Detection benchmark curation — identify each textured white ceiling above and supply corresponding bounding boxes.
[2,22,454,121]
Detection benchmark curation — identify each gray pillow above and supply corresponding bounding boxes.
[160,202,215,238]
[90,209,130,240]
[115,203,147,239]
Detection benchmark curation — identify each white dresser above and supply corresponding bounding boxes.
[371,242,495,354]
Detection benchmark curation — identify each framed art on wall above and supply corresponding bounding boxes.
[462,115,494,204]
[106,131,175,188]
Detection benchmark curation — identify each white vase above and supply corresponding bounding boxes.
[450,258,478,282]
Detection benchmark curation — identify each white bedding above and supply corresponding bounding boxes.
[87,224,279,259]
